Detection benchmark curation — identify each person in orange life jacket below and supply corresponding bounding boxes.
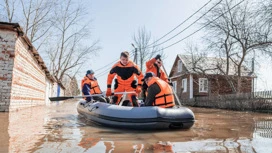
[142,54,173,102]
[143,72,175,108]
[81,70,108,103]
[106,51,144,107]
[146,54,169,83]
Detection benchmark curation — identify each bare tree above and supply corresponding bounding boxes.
[259,0,272,24]
[132,26,165,72]
[48,0,100,83]
[203,0,272,93]
[0,0,57,51]
[0,0,17,22]
[63,75,80,96]
[19,0,56,49]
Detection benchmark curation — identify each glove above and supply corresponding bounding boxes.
[136,86,142,94]
[106,88,112,97]
[155,54,161,60]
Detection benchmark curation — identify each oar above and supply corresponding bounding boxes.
[117,91,136,106]
[162,64,182,106]
[49,94,105,101]
[49,91,137,101]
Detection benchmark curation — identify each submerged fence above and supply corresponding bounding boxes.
[254,119,272,138]
[181,91,272,112]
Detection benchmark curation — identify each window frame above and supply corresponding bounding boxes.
[199,78,208,93]
[178,60,182,72]
[182,78,187,93]
[172,81,177,92]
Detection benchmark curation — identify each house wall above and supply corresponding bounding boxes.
[193,75,253,97]
[172,74,191,100]
[193,74,209,97]
[0,30,16,112]
[170,58,188,77]
[45,78,53,105]
[170,55,254,101]
[170,57,191,100]
[9,35,47,111]
[0,26,65,112]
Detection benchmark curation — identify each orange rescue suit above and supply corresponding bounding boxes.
[107,60,143,105]
[146,58,169,83]
[147,77,174,108]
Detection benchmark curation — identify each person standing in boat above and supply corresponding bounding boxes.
[81,69,108,103]
[142,54,173,102]
[143,72,175,108]
[106,51,144,107]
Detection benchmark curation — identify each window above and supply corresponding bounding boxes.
[178,60,182,72]
[199,78,208,92]
[172,81,177,92]
[182,78,187,92]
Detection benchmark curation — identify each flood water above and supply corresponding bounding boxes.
[0,100,272,153]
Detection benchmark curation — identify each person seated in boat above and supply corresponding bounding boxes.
[81,69,109,103]
[106,51,144,107]
[142,54,173,102]
[143,72,175,108]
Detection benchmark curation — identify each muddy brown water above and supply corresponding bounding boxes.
[0,100,272,153]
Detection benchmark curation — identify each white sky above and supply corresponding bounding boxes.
[77,0,272,91]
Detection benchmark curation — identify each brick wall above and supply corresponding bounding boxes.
[8,36,46,111]
[193,74,253,97]
[0,23,65,112]
[0,30,16,112]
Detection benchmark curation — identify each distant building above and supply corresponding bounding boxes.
[169,54,255,100]
[0,22,65,112]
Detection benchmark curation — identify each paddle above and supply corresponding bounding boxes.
[49,94,105,101]
[161,64,182,106]
[49,91,136,101]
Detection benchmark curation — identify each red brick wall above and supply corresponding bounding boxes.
[9,36,47,111]
[172,74,190,100]
[0,30,16,111]
[193,74,253,97]
[172,73,253,100]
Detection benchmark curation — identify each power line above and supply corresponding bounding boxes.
[145,0,213,48]
[94,0,215,76]
[153,0,245,53]
[146,0,223,49]
[94,49,135,73]
[95,0,235,78]
[94,59,118,72]
[95,50,136,78]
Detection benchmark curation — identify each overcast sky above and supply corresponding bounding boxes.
[78,0,272,91]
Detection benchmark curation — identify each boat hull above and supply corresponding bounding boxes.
[77,100,195,130]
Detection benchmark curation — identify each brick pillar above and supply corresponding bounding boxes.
[0,31,16,112]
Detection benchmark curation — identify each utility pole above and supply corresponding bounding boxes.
[252,56,255,93]
[131,43,137,64]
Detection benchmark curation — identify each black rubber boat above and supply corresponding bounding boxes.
[77,100,195,130]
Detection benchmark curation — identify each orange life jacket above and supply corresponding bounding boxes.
[81,76,102,94]
[147,77,174,108]
[145,58,169,83]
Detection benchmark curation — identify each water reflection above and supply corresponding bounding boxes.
[0,112,9,153]
[0,100,272,153]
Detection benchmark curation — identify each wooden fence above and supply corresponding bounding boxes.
[180,91,272,112]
